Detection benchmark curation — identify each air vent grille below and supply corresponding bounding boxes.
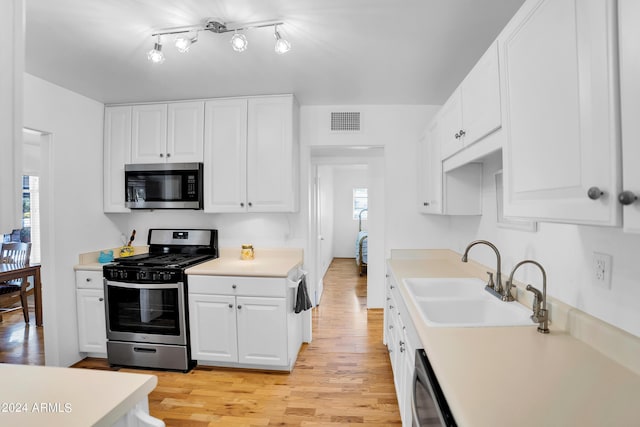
[331,112,361,132]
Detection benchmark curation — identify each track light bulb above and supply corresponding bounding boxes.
[147,38,165,64]
[175,34,197,53]
[230,32,248,52]
[274,27,291,54]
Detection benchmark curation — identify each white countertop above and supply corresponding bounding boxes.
[388,249,640,427]
[185,247,303,278]
[0,364,157,427]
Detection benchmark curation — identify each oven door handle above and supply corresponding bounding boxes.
[104,280,182,290]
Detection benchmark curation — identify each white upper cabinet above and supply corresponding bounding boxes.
[440,42,501,160]
[418,115,482,216]
[131,104,167,164]
[618,0,640,233]
[103,106,131,213]
[167,101,205,163]
[204,95,299,213]
[203,98,248,213]
[499,0,620,226]
[247,96,298,212]
[417,123,442,214]
[131,102,204,164]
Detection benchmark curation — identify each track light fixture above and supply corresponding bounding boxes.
[148,18,290,63]
[175,33,198,53]
[274,25,291,55]
[147,36,165,64]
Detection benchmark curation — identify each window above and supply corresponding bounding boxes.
[21,175,41,263]
[353,188,368,220]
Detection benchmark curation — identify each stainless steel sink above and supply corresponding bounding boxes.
[402,277,535,328]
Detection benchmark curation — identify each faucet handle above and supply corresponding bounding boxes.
[486,272,495,289]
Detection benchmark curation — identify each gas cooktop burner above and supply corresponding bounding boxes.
[114,253,214,268]
[104,228,218,284]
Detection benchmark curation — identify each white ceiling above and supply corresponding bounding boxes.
[25,0,525,105]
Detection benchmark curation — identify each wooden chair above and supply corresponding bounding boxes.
[0,242,32,322]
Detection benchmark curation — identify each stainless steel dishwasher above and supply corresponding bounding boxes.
[412,349,457,427]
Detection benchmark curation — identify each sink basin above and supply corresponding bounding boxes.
[403,277,486,299]
[402,277,535,328]
[414,298,534,327]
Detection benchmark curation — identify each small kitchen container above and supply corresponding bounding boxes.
[241,244,254,260]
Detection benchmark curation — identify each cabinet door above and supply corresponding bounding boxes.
[76,289,107,353]
[236,296,287,366]
[103,106,131,213]
[167,101,204,163]
[188,294,238,362]
[500,0,620,225]
[131,104,168,164]
[439,90,464,160]
[247,96,298,212]
[203,99,248,213]
[619,0,640,233]
[417,121,443,214]
[461,41,501,146]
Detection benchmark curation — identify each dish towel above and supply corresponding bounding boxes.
[294,274,313,313]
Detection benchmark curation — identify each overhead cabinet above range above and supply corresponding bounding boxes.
[103,94,299,214]
[131,102,204,164]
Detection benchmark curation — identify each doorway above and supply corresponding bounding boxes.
[0,128,51,365]
[310,146,385,309]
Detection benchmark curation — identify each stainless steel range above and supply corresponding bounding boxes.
[103,228,218,371]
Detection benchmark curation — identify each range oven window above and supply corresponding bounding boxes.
[107,285,181,336]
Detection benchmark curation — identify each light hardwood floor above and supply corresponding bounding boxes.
[5,259,401,425]
[0,295,45,365]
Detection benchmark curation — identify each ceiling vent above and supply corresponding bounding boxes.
[330,112,361,132]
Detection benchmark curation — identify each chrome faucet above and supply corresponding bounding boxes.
[461,240,513,301]
[506,260,549,334]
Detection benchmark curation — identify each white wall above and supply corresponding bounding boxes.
[301,105,443,308]
[0,0,23,232]
[448,150,640,338]
[23,73,121,367]
[332,166,368,258]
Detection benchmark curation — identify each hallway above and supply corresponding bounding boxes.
[76,258,401,426]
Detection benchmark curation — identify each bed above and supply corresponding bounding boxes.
[355,209,368,276]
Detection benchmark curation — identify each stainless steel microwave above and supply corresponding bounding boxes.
[125,162,203,209]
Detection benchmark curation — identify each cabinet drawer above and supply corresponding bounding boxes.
[76,270,104,289]
[187,275,287,297]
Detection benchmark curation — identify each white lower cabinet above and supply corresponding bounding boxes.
[384,272,420,426]
[187,274,300,370]
[75,270,107,354]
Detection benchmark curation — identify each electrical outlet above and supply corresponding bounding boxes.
[592,252,612,289]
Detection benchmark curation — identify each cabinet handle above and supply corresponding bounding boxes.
[237,305,242,309]
[390,285,395,289]
[389,324,393,329]
[248,202,253,207]
[423,201,430,206]
[166,153,171,158]
[240,202,245,207]
[389,305,394,310]
[618,191,638,206]
[98,297,104,302]
[228,303,233,308]
[232,284,237,289]
[454,132,460,139]
[86,278,92,282]
[159,153,164,158]
[587,187,604,200]
[459,129,466,137]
